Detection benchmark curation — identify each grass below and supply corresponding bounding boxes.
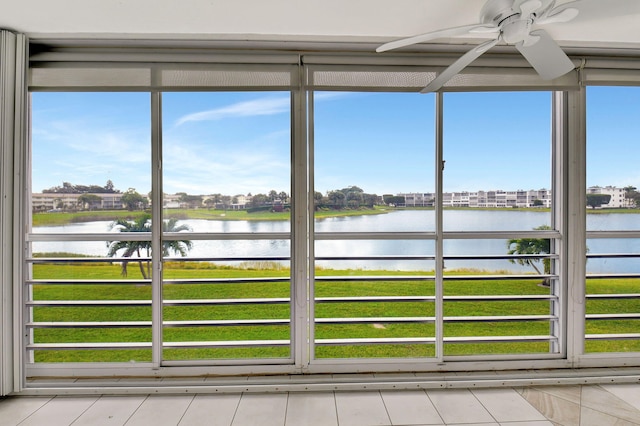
[28,260,640,363]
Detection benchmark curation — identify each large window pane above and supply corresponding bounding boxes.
[586,86,640,353]
[312,91,436,359]
[29,92,152,363]
[442,92,557,357]
[161,92,292,361]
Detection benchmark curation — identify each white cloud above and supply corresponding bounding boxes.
[176,97,291,126]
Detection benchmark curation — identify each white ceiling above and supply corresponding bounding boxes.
[3,0,640,50]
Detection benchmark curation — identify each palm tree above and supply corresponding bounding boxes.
[507,225,551,286]
[107,214,192,278]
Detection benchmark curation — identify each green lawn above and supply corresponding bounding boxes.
[29,261,640,362]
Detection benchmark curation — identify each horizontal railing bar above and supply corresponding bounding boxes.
[314,232,436,240]
[27,313,557,329]
[587,231,640,239]
[585,333,640,340]
[28,295,555,308]
[26,279,150,285]
[164,319,289,327]
[587,253,640,258]
[444,315,555,323]
[586,313,640,320]
[163,256,290,262]
[316,255,436,261]
[27,298,291,307]
[27,321,150,328]
[27,340,291,351]
[27,300,152,307]
[315,337,436,346]
[26,254,559,263]
[28,232,291,242]
[315,276,434,282]
[28,319,290,328]
[163,277,290,284]
[442,231,560,240]
[28,257,150,263]
[28,278,290,285]
[586,294,640,299]
[444,335,557,343]
[586,274,640,279]
[316,296,434,303]
[28,233,152,242]
[443,274,556,281]
[442,254,558,260]
[315,317,435,324]
[28,256,291,263]
[164,298,290,306]
[163,340,290,348]
[445,295,556,301]
[315,335,556,346]
[163,232,291,240]
[27,342,151,350]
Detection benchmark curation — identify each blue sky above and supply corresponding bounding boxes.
[31,87,640,196]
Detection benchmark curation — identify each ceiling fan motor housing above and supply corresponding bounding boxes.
[480,0,555,25]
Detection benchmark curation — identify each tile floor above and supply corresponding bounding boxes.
[1,384,640,425]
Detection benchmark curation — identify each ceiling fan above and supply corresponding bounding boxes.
[376,0,638,93]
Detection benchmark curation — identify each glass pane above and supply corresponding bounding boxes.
[161,92,292,361]
[587,86,640,231]
[586,87,640,353]
[441,92,556,357]
[443,92,552,231]
[29,92,152,363]
[312,91,436,359]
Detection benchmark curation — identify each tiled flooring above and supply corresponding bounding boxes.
[1,384,640,425]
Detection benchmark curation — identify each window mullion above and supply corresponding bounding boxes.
[435,92,444,362]
[151,91,163,368]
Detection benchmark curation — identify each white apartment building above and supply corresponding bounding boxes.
[587,185,629,208]
[399,189,552,208]
[31,192,125,211]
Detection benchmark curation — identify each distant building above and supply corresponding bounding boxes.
[32,192,126,212]
[587,186,628,208]
[397,189,552,208]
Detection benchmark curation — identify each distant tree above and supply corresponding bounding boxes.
[507,225,552,286]
[383,195,405,206]
[106,215,192,278]
[77,193,102,210]
[533,199,544,207]
[251,193,268,207]
[121,188,147,211]
[327,190,346,209]
[177,193,203,209]
[624,186,639,207]
[586,193,611,209]
[203,198,216,209]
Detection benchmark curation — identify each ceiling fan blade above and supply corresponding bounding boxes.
[516,29,575,80]
[519,0,543,16]
[536,7,580,25]
[420,37,500,93]
[376,23,497,53]
[541,0,640,24]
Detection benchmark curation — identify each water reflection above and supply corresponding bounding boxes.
[31,210,640,273]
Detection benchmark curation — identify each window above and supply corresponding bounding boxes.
[312,91,436,359]
[442,92,559,356]
[585,86,640,353]
[19,50,640,382]
[29,92,152,362]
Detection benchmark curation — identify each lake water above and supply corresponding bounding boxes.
[32,210,640,273]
